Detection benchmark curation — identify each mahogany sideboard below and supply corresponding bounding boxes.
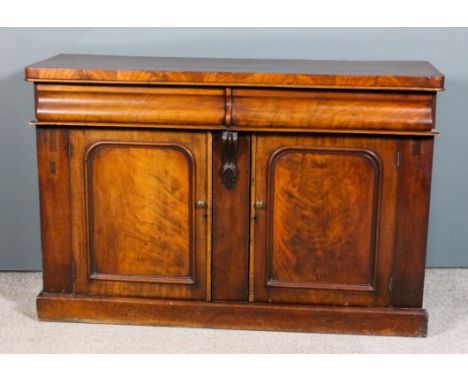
[25,54,444,337]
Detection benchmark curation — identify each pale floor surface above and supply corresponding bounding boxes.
[0,269,467,353]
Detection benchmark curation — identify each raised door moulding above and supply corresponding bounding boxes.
[265,146,382,293]
[84,141,197,285]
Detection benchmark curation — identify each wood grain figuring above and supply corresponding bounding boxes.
[212,133,251,301]
[267,147,381,291]
[86,142,194,284]
[391,138,434,308]
[33,84,436,135]
[232,89,435,132]
[253,134,398,306]
[28,55,443,337]
[37,293,428,337]
[35,84,225,126]
[69,129,209,300]
[36,128,73,293]
[26,54,444,91]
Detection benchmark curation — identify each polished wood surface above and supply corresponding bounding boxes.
[252,135,398,306]
[391,138,434,308]
[32,84,436,135]
[37,293,428,337]
[232,89,435,132]
[36,128,73,293]
[212,133,251,301]
[89,143,193,281]
[35,84,225,127]
[28,55,443,337]
[269,147,379,287]
[69,129,210,300]
[26,54,444,90]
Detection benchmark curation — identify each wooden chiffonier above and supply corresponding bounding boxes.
[25,54,444,337]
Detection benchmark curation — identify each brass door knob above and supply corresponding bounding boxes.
[254,200,265,209]
[196,200,207,209]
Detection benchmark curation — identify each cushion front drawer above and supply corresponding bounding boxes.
[232,88,434,133]
[35,84,226,128]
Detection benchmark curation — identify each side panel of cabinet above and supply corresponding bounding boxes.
[391,138,434,308]
[251,134,399,306]
[36,128,73,293]
[69,129,210,300]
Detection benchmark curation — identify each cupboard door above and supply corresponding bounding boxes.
[252,134,399,306]
[69,129,210,300]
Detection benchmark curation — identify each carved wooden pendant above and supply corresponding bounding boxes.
[221,131,238,190]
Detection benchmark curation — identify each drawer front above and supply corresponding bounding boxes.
[35,84,435,135]
[232,89,434,133]
[35,84,225,128]
[251,134,399,306]
[69,129,211,300]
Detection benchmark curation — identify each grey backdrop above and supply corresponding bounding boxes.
[0,28,467,269]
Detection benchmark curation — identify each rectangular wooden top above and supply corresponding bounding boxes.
[25,54,444,91]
